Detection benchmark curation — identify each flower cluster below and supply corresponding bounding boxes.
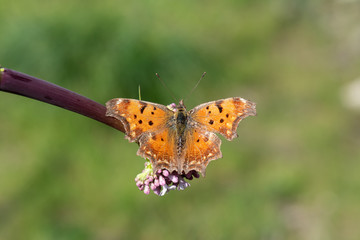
[135,160,200,196]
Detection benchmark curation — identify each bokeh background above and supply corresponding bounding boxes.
[1,0,360,239]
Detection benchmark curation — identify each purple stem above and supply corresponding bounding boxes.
[0,67,125,133]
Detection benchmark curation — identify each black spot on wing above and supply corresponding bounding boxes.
[140,102,147,114]
[215,100,223,113]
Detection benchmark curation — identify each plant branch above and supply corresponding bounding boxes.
[0,67,125,133]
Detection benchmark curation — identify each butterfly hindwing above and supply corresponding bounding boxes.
[106,98,173,142]
[181,127,222,176]
[189,97,256,140]
[137,127,178,173]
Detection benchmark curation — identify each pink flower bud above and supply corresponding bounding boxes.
[154,178,160,187]
[159,175,166,186]
[144,185,150,195]
[169,174,178,183]
[162,169,169,177]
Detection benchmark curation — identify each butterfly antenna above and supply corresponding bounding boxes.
[138,85,141,100]
[184,72,206,102]
[155,73,178,103]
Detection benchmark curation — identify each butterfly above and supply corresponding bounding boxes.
[106,97,256,176]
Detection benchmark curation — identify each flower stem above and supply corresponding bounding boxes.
[0,67,125,133]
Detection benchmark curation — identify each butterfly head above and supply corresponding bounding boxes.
[177,99,186,111]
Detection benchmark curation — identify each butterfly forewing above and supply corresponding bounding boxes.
[106,98,173,142]
[189,97,256,140]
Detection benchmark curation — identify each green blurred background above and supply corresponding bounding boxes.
[1,0,360,239]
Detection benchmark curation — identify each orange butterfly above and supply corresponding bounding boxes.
[106,97,256,176]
